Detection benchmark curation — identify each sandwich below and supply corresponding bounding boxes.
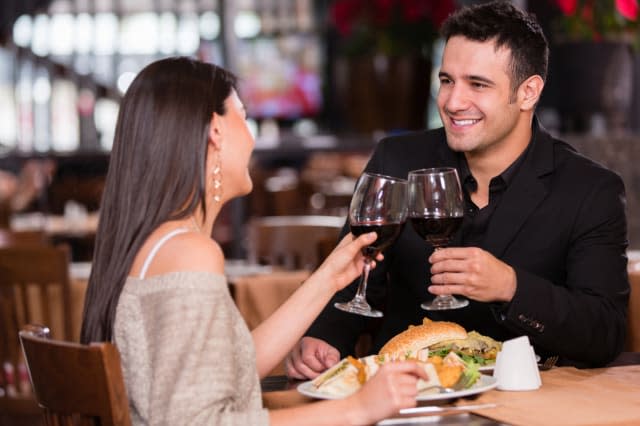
[310,319,498,398]
[379,318,468,361]
[380,318,502,366]
[429,330,502,366]
[311,356,364,397]
[311,354,442,397]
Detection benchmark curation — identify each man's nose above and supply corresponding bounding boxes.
[442,85,471,112]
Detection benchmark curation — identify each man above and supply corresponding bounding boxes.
[286,0,629,378]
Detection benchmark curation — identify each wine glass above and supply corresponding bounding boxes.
[408,167,468,310]
[334,172,407,317]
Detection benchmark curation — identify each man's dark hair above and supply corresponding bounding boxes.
[441,0,548,91]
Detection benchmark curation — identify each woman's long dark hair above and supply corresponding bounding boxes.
[81,57,237,343]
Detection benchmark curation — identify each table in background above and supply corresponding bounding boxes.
[230,269,310,331]
[11,212,99,261]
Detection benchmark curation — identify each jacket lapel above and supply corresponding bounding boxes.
[482,124,555,258]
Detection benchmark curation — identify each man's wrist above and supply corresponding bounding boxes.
[501,266,517,302]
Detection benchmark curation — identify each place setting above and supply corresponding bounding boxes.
[293,316,556,426]
[296,318,501,399]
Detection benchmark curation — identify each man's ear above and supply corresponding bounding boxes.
[519,75,544,111]
[208,113,223,149]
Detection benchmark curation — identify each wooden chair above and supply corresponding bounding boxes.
[0,229,48,247]
[0,245,73,421]
[19,324,132,426]
[246,215,345,270]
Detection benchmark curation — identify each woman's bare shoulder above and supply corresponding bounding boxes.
[143,231,225,277]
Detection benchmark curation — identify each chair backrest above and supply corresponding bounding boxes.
[0,229,48,247]
[247,215,345,270]
[0,245,73,411]
[19,325,132,426]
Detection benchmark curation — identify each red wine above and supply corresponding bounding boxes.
[350,222,404,258]
[410,216,463,248]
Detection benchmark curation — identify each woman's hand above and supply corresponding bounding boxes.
[313,232,382,293]
[347,361,427,425]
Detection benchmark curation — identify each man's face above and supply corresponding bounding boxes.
[437,36,523,158]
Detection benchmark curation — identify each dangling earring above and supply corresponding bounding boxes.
[212,152,222,203]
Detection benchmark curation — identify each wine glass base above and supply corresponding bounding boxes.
[334,301,383,318]
[421,296,469,311]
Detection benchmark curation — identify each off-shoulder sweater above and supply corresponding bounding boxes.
[114,271,270,425]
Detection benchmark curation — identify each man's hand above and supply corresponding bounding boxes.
[285,336,340,379]
[428,247,517,302]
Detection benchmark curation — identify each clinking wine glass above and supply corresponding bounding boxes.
[408,167,468,310]
[334,172,407,318]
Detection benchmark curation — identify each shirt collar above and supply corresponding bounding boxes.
[456,124,536,191]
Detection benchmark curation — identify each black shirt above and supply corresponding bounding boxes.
[455,141,533,249]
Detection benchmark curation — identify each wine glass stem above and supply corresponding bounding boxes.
[354,259,372,302]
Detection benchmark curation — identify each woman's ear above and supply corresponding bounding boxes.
[208,113,223,149]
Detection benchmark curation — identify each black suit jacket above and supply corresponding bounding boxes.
[307,121,629,368]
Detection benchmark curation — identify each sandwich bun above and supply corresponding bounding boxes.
[379,318,467,360]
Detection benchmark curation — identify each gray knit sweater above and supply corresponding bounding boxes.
[114,271,270,425]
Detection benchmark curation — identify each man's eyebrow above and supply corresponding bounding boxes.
[466,75,495,85]
[439,71,495,86]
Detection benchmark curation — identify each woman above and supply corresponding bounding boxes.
[80,57,426,425]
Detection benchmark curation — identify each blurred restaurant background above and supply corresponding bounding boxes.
[1,1,640,424]
[0,0,639,258]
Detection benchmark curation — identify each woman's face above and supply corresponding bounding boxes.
[213,90,255,202]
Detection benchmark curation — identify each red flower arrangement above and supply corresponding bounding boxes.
[551,0,639,42]
[329,0,456,57]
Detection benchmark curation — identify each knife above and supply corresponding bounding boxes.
[398,402,498,415]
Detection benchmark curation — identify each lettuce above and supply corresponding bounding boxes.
[460,353,490,365]
[429,348,452,358]
[457,361,481,389]
[429,348,493,366]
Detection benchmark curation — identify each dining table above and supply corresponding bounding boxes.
[261,360,640,426]
[10,211,100,261]
[9,211,99,239]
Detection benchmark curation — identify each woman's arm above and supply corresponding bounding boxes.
[251,232,377,377]
[269,361,427,426]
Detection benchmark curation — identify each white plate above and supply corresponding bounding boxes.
[297,375,498,402]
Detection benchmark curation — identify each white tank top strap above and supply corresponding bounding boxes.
[139,227,190,279]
